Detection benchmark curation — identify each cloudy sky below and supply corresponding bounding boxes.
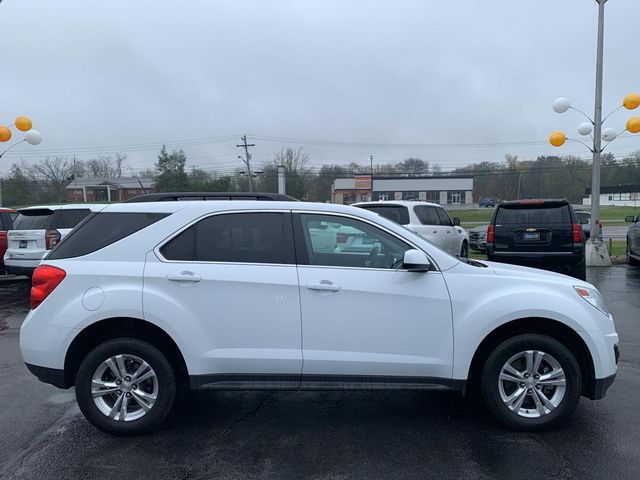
[1,0,640,177]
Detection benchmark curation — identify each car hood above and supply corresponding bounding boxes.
[479,260,592,288]
[469,225,488,233]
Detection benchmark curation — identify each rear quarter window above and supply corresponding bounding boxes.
[46,212,169,259]
[54,209,92,229]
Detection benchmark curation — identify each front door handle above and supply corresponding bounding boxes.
[167,272,201,283]
[306,281,341,292]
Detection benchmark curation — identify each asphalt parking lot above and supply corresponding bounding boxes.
[1,267,639,480]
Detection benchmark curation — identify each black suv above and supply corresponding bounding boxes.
[486,199,586,280]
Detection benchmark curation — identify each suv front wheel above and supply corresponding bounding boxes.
[481,334,581,431]
[75,338,176,436]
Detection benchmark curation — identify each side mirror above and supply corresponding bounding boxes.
[625,215,636,223]
[402,249,431,272]
[453,217,461,226]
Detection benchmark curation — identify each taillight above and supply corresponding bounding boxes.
[487,224,495,243]
[572,223,582,243]
[45,229,61,250]
[30,265,66,309]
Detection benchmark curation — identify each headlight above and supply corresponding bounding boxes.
[479,232,487,239]
[574,286,609,316]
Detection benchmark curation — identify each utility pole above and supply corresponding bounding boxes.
[236,135,255,192]
[369,155,374,177]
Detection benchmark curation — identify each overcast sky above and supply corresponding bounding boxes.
[1,0,640,176]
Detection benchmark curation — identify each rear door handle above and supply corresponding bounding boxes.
[167,272,201,283]
[306,281,341,292]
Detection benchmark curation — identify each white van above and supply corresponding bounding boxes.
[5,204,105,276]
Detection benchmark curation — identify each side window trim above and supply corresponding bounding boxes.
[291,210,439,271]
[156,210,296,266]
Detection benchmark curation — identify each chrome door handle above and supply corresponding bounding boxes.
[167,272,201,283]
[306,282,341,292]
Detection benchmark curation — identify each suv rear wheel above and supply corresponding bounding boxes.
[75,338,176,436]
[481,334,581,431]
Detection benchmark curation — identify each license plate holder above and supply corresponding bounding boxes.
[523,232,540,241]
[18,240,28,249]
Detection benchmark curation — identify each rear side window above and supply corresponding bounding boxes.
[13,210,54,230]
[161,212,294,264]
[356,205,410,225]
[47,212,169,259]
[55,209,92,229]
[414,206,440,225]
[496,205,571,224]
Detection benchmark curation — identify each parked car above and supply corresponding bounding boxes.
[486,199,586,280]
[352,201,470,258]
[575,210,591,239]
[625,213,640,265]
[21,200,618,435]
[0,208,17,274]
[478,198,495,208]
[5,204,105,276]
[469,224,488,252]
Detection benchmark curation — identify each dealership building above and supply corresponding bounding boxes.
[331,175,474,205]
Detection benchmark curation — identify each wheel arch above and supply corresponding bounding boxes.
[466,317,597,399]
[63,317,189,389]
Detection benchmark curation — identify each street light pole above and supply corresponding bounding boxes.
[591,0,606,243]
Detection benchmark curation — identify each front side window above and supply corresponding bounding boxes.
[298,214,412,269]
[161,212,294,264]
[436,208,453,226]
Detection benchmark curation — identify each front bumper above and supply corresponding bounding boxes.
[588,373,616,400]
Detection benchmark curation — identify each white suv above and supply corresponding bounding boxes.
[5,204,105,276]
[20,201,618,435]
[352,201,470,258]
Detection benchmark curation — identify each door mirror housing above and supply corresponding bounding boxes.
[402,249,431,271]
[453,217,461,226]
[625,215,636,223]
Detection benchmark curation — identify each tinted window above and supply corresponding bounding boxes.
[298,214,411,269]
[436,208,452,226]
[161,212,294,264]
[355,205,410,225]
[47,213,169,259]
[576,212,590,225]
[414,206,440,225]
[55,209,92,229]
[13,210,54,230]
[496,205,571,224]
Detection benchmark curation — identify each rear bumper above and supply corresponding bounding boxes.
[5,265,36,276]
[486,249,584,266]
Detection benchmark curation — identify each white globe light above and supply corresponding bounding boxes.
[577,122,593,136]
[25,130,42,145]
[601,127,618,142]
[553,97,571,113]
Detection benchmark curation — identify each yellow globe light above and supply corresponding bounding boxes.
[15,116,33,132]
[623,93,640,110]
[627,116,640,134]
[549,131,566,147]
[0,126,12,142]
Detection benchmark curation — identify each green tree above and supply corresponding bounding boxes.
[154,146,188,192]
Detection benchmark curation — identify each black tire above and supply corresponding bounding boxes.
[481,334,582,431]
[569,258,587,280]
[628,239,640,266]
[459,241,469,259]
[75,337,176,436]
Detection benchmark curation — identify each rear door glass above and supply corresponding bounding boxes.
[13,211,54,230]
[496,206,571,224]
[414,206,440,225]
[355,205,410,225]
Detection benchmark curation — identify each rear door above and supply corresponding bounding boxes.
[143,211,303,383]
[6,209,55,262]
[493,203,574,253]
[412,205,448,249]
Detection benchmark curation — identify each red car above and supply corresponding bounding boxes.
[0,208,17,273]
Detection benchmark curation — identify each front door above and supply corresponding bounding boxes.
[294,212,454,386]
[143,211,302,386]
